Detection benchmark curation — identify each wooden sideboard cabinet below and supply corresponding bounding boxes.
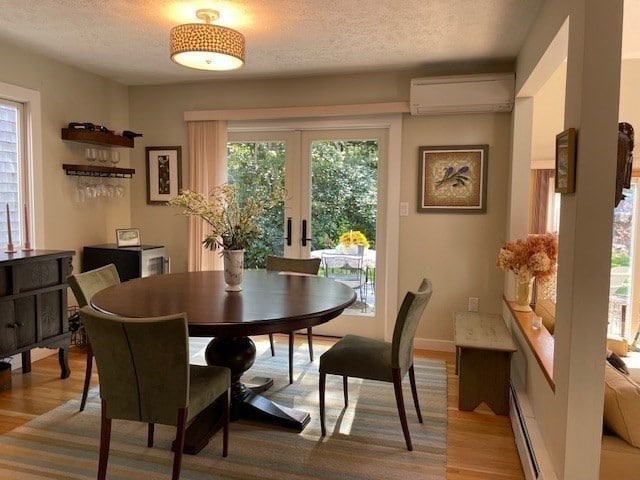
[0,250,75,379]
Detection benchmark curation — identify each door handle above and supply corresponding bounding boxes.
[286,217,292,246]
[301,219,312,247]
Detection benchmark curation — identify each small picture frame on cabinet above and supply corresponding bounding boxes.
[115,228,141,248]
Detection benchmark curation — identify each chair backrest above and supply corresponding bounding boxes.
[79,306,190,426]
[266,255,321,275]
[391,278,433,371]
[68,264,121,307]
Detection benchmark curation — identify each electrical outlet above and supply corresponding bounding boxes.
[399,202,409,216]
[468,297,479,312]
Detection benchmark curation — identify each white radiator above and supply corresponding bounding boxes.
[510,386,559,480]
[510,387,541,479]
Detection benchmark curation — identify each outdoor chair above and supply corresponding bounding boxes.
[319,278,433,450]
[67,263,121,411]
[79,306,231,480]
[321,253,368,311]
[266,255,322,384]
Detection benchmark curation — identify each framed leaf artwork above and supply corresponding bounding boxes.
[418,145,488,213]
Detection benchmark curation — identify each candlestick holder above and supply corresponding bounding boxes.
[21,242,32,252]
[5,243,16,253]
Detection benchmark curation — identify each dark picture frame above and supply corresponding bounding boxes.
[554,128,577,194]
[418,144,488,213]
[115,228,141,247]
[146,146,182,205]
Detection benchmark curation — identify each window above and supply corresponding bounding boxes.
[608,180,636,338]
[0,98,26,247]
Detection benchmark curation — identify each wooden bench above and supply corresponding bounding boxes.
[454,312,517,415]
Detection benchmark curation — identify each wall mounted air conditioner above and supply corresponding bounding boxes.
[410,73,515,115]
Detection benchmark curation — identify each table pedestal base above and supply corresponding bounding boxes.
[240,390,310,430]
[180,335,312,454]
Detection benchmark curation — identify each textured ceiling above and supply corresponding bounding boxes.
[0,0,544,86]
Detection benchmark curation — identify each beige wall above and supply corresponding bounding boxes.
[513,0,624,478]
[129,72,512,343]
[128,70,429,274]
[531,63,567,168]
[0,40,131,279]
[400,113,511,341]
[0,33,514,345]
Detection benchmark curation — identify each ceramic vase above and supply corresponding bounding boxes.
[222,249,244,291]
[513,272,534,312]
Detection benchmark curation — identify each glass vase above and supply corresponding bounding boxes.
[513,273,533,312]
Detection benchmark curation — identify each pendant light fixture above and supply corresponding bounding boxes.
[170,9,245,71]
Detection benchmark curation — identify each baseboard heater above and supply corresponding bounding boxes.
[510,386,541,480]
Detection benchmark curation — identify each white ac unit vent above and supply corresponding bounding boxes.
[410,73,515,115]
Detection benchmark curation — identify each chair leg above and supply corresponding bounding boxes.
[288,332,294,384]
[307,327,314,361]
[343,376,348,406]
[147,423,155,447]
[222,389,230,457]
[408,364,423,423]
[79,345,93,412]
[98,400,111,480]
[392,368,413,451]
[319,371,326,436]
[268,333,275,356]
[172,408,188,480]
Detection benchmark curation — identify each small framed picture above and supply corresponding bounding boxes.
[115,228,141,247]
[418,144,488,213]
[146,146,182,205]
[555,128,577,194]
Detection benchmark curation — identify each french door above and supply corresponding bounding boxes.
[228,127,387,337]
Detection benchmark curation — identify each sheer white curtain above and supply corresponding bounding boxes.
[187,121,227,271]
[529,169,554,234]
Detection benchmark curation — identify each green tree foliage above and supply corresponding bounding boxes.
[310,140,378,250]
[228,141,285,268]
[227,139,378,268]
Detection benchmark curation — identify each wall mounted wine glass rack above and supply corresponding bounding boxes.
[62,164,135,178]
[61,128,136,178]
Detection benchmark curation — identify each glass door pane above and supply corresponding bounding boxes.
[309,138,379,316]
[302,128,386,339]
[227,139,286,268]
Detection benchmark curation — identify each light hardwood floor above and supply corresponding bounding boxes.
[0,339,524,479]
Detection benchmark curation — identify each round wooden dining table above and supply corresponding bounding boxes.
[91,270,356,452]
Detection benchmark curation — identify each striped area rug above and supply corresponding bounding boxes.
[0,337,447,479]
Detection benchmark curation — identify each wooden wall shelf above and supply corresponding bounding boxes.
[61,128,134,148]
[505,298,555,391]
[62,164,135,179]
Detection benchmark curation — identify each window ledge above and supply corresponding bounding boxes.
[505,297,555,391]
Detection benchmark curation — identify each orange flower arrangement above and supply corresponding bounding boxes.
[496,233,558,284]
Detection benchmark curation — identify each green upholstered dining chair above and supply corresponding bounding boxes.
[265,255,322,384]
[319,278,433,451]
[79,306,231,480]
[67,263,121,412]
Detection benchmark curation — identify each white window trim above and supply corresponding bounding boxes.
[0,81,42,248]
